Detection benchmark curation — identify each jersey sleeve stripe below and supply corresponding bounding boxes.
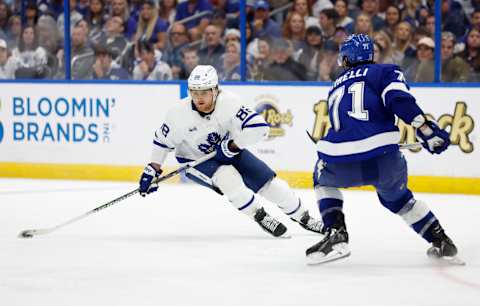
[241,113,261,129]
[153,140,174,150]
[381,82,409,105]
[243,123,270,129]
[316,131,400,156]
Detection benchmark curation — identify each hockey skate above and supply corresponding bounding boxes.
[295,211,325,235]
[254,208,288,238]
[426,224,465,265]
[306,226,350,265]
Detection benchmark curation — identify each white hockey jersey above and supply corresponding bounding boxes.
[150,89,269,165]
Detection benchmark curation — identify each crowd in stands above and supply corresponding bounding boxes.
[0,0,479,82]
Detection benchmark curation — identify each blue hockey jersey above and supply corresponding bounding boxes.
[317,63,424,162]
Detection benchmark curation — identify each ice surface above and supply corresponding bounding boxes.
[1,178,479,306]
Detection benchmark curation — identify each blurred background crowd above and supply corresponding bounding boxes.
[0,0,478,82]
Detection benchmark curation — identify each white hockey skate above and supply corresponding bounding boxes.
[295,211,326,235]
[254,208,289,238]
[306,227,350,265]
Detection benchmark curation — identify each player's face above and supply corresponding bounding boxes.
[190,89,215,113]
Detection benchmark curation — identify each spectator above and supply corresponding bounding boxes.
[312,0,334,17]
[133,40,173,80]
[219,40,242,80]
[43,0,64,19]
[249,37,271,80]
[108,0,130,23]
[460,28,480,81]
[175,0,213,40]
[251,0,281,39]
[6,15,21,49]
[91,44,130,79]
[0,1,10,35]
[133,0,168,51]
[160,0,178,25]
[442,0,469,39]
[292,0,319,28]
[402,0,421,28]
[97,16,129,61]
[163,22,190,78]
[282,11,307,54]
[37,15,61,56]
[470,9,480,32]
[210,9,227,34]
[425,14,435,38]
[384,5,401,40]
[334,0,353,29]
[317,39,341,80]
[404,36,435,82]
[24,2,39,28]
[11,25,49,79]
[0,39,15,79]
[373,41,384,63]
[441,31,470,82]
[373,30,394,63]
[360,0,385,31]
[351,12,374,37]
[263,38,307,81]
[319,8,338,40]
[298,25,324,80]
[37,15,62,77]
[178,46,199,79]
[198,24,225,70]
[224,28,241,43]
[391,21,416,66]
[333,25,348,46]
[71,25,95,79]
[85,0,106,38]
[57,0,84,37]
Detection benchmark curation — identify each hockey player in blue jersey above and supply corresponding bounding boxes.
[306,34,460,264]
[138,65,324,238]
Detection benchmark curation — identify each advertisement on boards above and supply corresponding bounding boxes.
[223,85,477,178]
[0,83,180,166]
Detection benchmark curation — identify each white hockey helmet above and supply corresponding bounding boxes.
[188,65,219,91]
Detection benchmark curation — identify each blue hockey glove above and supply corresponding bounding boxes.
[139,163,163,197]
[416,121,450,154]
[214,139,241,165]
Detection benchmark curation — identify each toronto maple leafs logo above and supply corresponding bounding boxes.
[198,132,221,153]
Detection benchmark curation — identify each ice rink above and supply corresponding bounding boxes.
[1,178,479,306]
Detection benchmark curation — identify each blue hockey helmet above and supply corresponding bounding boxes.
[337,34,374,66]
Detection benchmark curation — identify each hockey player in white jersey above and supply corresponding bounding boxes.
[306,34,461,264]
[138,65,324,237]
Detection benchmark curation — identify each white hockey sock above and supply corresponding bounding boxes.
[259,177,306,221]
[212,165,260,217]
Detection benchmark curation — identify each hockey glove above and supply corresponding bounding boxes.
[139,163,163,197]
[416,121,450,154]
[214,139,241,165]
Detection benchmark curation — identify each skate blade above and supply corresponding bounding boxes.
[306,243,350,265]
[429,255,466,266]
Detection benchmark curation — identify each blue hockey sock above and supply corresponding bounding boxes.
[318,198,344,228]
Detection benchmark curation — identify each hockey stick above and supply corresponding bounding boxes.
[18,153,215,239]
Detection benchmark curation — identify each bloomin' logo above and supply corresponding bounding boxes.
[310,100,475,153]
[254,94,293,139]
[11,96,116,143]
